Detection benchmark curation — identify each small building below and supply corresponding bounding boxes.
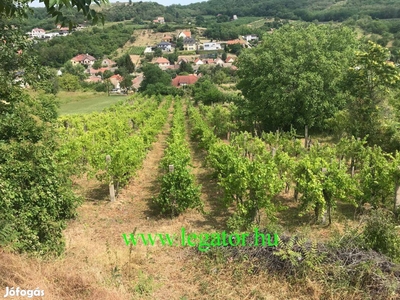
[203,42,221,51]
[172,74,198,88]
[154,57,170,69]
[225,57,235,63]
[233,15,238,20]
[153,16,165,24]
[194,58,204,65]
[109,74,123,89]
[162,35,173,42]
[214,58,224,66]
[102,58,116,67]
[183,38,197,51]
[202,59,215,65]
[243,34,258,42]
[157,42,172,52]
[43,32,59,39]
[178,58,189,65]
[30,28,46,38]
[178,31,191,39]
[86,75,102,83]
[59,27,70,36]
[71,53,96,66]
[144,46,153,54]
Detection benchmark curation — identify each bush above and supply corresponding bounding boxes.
[362,209,400,262]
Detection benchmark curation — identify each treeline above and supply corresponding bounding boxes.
[188,0,400,21]
[32,23,134,68]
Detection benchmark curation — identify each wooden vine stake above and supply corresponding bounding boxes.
[169,165,175,218]
[320,167,328,225]
[106,155,115,202]
[395,166,400,211]
[304,125,308,148]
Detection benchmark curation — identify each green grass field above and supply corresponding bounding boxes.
[57,91,128,115]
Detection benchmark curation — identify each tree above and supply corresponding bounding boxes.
[0,0,108,27]
[117,53,135,74]
[236,24,359,132]
[176,37,184,51]
[139,63,172,93]
[344,41,400,144]
[153,47,162,57]
[62,61,87,80]
[92,60,102,69]
[221,52,227,61]
[196,15,205,26]
[0,0,107,255]
[58,73,80,91]
[192,78,225,105]
[178,61,194,74]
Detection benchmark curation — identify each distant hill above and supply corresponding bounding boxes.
[186,0,400,21]
[17,0,400,32]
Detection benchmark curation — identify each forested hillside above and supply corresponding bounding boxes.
[21,0,400,27]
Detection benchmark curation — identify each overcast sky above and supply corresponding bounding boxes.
[30,0,206,7]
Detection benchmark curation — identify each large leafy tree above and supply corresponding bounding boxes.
[236,23,359,132]
[0,0,107,254]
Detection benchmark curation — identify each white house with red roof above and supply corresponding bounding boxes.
[178,31,192,39]
[71,54,96,66]
[153,57,170,69]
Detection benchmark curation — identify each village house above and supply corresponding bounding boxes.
[109,74,123,90]
[171,74,198,88]
[177,58,189,65]
[153,16,165,24]
[71,53,96,66]
[43,32,59,39]
[214,58,224,66]
[30,28,46,38]
[183,38,197,51]
[203,42,222,51]
[194,58,204,65]
[131,75,144,92]
[85,75,102,83]
[202,58,215,65]
[87,67,109,76]
[59,27,70,36]
[101,58,116,67]
[243,34,258,42]
[178,31,191,39]
[153,57,170,69]
[162,35,173,42]
[157,41,172,52]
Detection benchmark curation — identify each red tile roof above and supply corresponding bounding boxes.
[110,74,123,82]
[227,39,246,45]
[71,54,96,62]
[172,74,198,87]
[182,31,191,38]
[154,57,170,64]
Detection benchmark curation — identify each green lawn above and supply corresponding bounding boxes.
[57,91,129,115]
